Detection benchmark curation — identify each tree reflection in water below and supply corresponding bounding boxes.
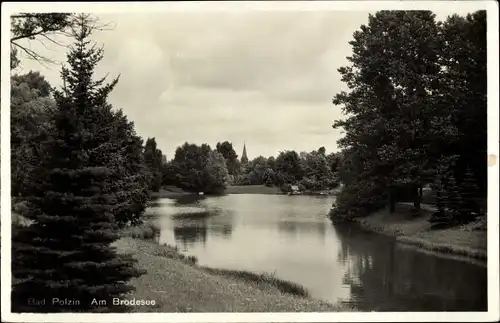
[333,224,487,311]
[172,206,235,249]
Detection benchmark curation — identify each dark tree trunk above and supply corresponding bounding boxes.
[413,183,421,217]
[389,186,396,213]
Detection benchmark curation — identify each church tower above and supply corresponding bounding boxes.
[241,143,248,164]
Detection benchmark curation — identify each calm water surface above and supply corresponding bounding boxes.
[149,194,487,311]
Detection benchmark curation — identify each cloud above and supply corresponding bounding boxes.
[13,9,474,159]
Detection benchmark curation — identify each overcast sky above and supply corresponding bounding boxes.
[14,10,475,160]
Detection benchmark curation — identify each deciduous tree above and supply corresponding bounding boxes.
[11,72,55,198]
[144,137,163,192]
[203,150,229,193]
[10,13,113,68]
[216,141,239,175]
[330,11,473,221]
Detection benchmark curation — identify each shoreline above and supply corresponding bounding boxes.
[224,185,282,195]
[351,204,487,262]
[148,190,487,262]
[114,231,354,312]
[150,185,341,198]
[150,187,194,199]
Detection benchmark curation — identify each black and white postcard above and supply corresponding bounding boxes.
[1,1,498,322]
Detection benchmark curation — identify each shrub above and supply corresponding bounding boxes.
[154,243,198,265]
[329,180,387,222]
[280,183,292,193]
[300,177,315,190]
[122,222,160,240]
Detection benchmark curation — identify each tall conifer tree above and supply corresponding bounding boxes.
[12,14,143,313]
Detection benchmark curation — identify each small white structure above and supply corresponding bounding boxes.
[198,192,204,196]
[289,185,301,195]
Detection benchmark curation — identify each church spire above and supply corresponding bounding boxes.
[241,142,248,164]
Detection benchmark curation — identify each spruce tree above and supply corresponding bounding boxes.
[459,166,480,223]
[12,15,143,313]
[429,176,452,224]
[445,174,461,224]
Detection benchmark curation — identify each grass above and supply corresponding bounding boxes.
[113,237,354,312]
[201,267,309,297]
[397,235,487,260]
[151,245,308,297]
[121,222,161,240]
[124,223,309,297]
[150,186,194,199]
[9,197,352,312]
[302,188,341,196]
[355,203,487,261]
[224,185,341,196]
[225,185,282,195]
[153,243,198,265]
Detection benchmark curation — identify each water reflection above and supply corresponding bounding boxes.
[168,205,235,248]
[277,220,326,241]
[333,224,487,311]
[174,194,206,206]
[152,194,487,312]
[173,223,207,248]
[207,212,234,238]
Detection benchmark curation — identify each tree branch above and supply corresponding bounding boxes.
[11,30,50,42]
[11,41,54,68]
[10,13,116,68]
[40,34,67,47]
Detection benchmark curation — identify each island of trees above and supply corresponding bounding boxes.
[156,142,342,194]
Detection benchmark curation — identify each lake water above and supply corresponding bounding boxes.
[149,194,487,311]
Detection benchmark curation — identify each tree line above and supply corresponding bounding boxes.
[155,142,342,194]
[329,10,486,227]
[232,147,341,192]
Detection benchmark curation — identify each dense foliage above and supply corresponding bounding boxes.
[157,141,341,194]
[144,137,164,192]
[216,141,240,176]
[231,148,340,191]
[11,72,56,198]
[161,142,229,194]
[329,10,486,225]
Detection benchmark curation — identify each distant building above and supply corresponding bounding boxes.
[241,142,248,164]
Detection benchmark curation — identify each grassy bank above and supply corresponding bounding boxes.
[200,267,309,297]
[225,185,282,195]
[152,184,339,197]
[302,188,341,196]
[354,203,487,261]
[150,186,194,199]
[117,225,352,312]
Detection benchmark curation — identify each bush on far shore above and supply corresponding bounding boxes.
[122,222,161,240]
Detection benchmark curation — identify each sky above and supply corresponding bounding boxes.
[13,9,475,160]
